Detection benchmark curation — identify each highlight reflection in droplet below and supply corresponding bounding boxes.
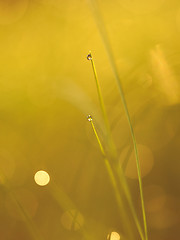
[87,115,92,122]
[34,170,50,186]
[87,53,92,60]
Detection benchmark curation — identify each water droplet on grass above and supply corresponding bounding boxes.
[87,53,92,60]
[87,115,92,122]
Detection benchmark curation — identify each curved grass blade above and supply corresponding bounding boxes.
[87,1,148,240]
[87,115,135,240]
[87,53,145,240]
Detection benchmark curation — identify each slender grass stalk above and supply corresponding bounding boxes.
[87,115,135,240]
[87,54,145,240]
[87,52,116,159]
[87,52,109,133]
[116,167,145,240]
[87,1,148,239]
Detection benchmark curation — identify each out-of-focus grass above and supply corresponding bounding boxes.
[0,0,180,240]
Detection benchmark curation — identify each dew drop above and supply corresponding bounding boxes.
[87,115,92,122]
[87,53,92,60]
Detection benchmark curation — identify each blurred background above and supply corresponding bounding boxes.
[0,0,180,239]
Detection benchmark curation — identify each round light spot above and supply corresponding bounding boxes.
[148,207,178,229]
[61,209,84,231]
[34,170,50,186]
[107,232,120,240]
[119,144,154,179]
[142,186,179,229]
[143,185,166,213]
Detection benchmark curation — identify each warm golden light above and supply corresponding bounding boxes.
[107,232,120,240]
[34,170,50,186]
[0,0,179,239]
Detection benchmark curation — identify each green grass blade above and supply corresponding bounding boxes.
[87,52,116,159]
[87,1,148,240]
[88,117,135,240]
[87,53,145,240]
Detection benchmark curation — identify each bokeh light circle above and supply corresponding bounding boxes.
[61,209,84,231]
[107,232,121,240]
[34,170,50,186]
[143,185,179,229]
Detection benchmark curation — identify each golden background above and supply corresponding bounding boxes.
[0,0,180,239]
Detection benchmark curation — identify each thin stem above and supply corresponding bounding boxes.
[116,166,145,240]
[87,1,148,239]
[87,52,145,239]
[88,52,116,159]
[90,117,105,156]
[88,118,134,240]
[89,52,109,131]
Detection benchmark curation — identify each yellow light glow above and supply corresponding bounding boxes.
[34,170,50,186]
[107,232,120,240]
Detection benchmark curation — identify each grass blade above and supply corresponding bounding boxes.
[87,1,148,239]
[87,116,134,240]
[87,53,145,240]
